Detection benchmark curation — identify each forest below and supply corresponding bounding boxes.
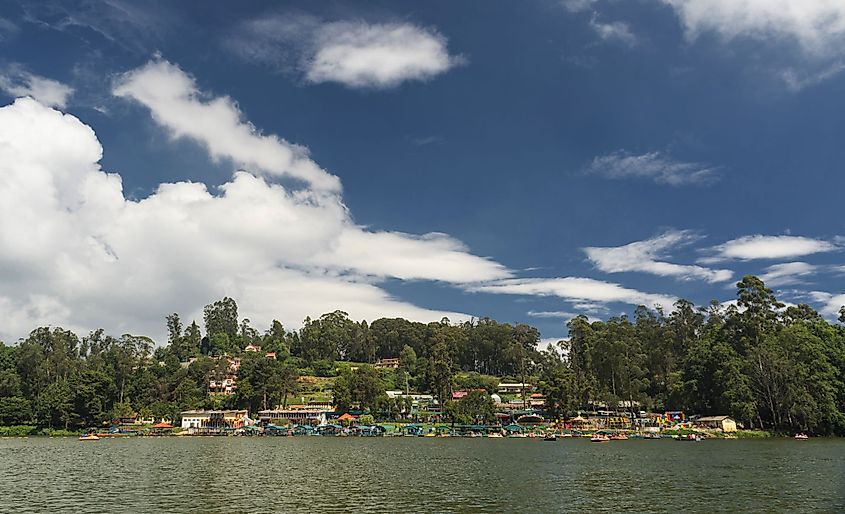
[1,275,844,435]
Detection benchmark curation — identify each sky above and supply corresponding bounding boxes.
[1,0,844,346]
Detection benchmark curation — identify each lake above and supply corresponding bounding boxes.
[1,437,843,513]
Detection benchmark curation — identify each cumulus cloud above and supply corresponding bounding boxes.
[703,235,839,262]
[0,66,73,108]
[662,0,845,54]
[0,61,515,343]
[758,261,817,287]
[584,230,733,283]
[662,0,845,89]
[113,60,341,192]
[469,277,677,310]
[585,151,719,186]
[228,16,463,89]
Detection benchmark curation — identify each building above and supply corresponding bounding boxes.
[180,410,249,430]
[244,344,261,352]
[529,393,546,408]
[257,409,327,426]
[209,377,237,394]
[375,357,401,369]
[694,416,737,433]
[498,382,534,393]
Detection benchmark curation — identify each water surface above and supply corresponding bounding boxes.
[1,437,843,513]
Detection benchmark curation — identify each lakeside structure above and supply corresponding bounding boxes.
[180,410,250,432]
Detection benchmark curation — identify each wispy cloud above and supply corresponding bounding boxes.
[584,230,733,283]
[469,277,677,310]
[781,61,845,92]
[0,17,20,42]
[227,15,464,89]
[590,16,637,46]
[808,291,845,319]
[528,310,601,322]
[585,150,719,186]
[561,0,598,13]
[0,65,73,108]
[703,235,839,262]
[759,261,817,287]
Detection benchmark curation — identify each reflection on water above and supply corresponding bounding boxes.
[1,437,844,513]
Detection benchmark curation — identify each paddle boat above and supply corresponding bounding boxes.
[676,433,703,442]
[78,433,100,441]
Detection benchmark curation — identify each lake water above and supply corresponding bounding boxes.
[1,437,844,513]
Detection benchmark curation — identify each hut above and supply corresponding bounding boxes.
[694,416,737,433]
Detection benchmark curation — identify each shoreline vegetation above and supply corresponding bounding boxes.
[0,423,777,439]
[2,276,845,438]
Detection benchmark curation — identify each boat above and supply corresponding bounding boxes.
[590,434,610,443]
[794,433,809,440]
[643,432,662,440]
[78,433,100,441]
[676,434,703,442]
[487,432,503,438]
[609,433,628,441]
[543,434,557,441]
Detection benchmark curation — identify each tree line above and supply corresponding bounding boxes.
[0,297,541,429]
[539,276,845,435]
[1,275,844,434]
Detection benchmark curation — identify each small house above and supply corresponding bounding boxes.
[694,416,737,433]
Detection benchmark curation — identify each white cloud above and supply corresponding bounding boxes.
[584,230,733,283]
[562,0,598,12]
[808,291,845,319]
[0,61,516,343]
[759,261,817,287]
[704,235,839,261]
[470,277,676,310]
[306,21,463,88]
[0,66,73,108]
[662,0,845,54]
[585,151,719,186]
[590,17,638,46]
[528,310,580,319]
[228,16,463,89]
[113,60,341,192]
[0,17,19,42]
[781,61,845,92]
[538,337,569,352]
[528,311,601,323]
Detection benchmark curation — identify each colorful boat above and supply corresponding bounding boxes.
[609,433,628,441]
[78,433,100,441]
[676,434,703,442]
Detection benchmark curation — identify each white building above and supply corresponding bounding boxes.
[180,410,249,430]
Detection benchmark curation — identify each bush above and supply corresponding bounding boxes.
[0,425,37,437]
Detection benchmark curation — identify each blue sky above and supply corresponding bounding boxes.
[1,0,844,345]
